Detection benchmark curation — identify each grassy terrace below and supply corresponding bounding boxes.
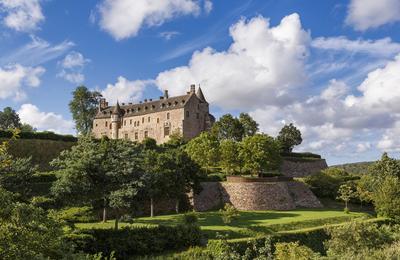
[76,208,371,240]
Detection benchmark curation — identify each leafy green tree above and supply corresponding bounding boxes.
[277,123,302,153]
[141,137,158,150]
[69,86,101,135]
[212,114,244,141]
[164,131,186,148]
[239,134,281,176]
[337,184,355,212]
[369,152,400,181]
[20,123,36,132]
[220,140,241,175]
[239,113,258,137]
[51,137,143,223]
[0,107,21,130]
[185,132,219,174]
[0,188,66,259]
[372,176,400,220]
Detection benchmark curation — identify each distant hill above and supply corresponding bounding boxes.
[330,161,375,174]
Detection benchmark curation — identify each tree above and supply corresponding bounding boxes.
[51,137,144,223]
[20,123,36,132]
[239,134,281,176]
[220,140,241,175]
[212,114,244,141]
[239,113,258,137]
[0,107,21,130]
[185,132,219,174]
[69,86,101,135]
[337,184,354,212]
[277,123,302,153]
[372,175,400,220]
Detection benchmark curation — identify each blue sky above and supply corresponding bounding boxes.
[1,0,400,165]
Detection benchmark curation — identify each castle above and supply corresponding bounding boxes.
[92,85,215,143]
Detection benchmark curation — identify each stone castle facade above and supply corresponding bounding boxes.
[92,85,215,143]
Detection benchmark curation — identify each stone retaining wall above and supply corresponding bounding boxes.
[191,181,322,211]
[280,159,328,177]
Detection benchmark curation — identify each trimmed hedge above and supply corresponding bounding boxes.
[65,224,202,258]
[0,130,77,142]
[281,152,322,159]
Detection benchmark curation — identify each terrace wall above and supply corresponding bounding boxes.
[280,159,328,178]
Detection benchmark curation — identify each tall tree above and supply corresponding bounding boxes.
[69,86,101,135]
[239,134,282,176]
[185,132,219,174]
[277,123,302,153]
[220,140,241,175]
[0,107,21,130]
[239,113,258,137]
[212,114,244,141]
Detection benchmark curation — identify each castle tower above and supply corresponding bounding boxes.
[111,101,121,139]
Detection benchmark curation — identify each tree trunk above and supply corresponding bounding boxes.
[114,213,119,230]
[175,199,179,214]
[150,197,154,218]
[102,199,107,222]
[345,200,348,210]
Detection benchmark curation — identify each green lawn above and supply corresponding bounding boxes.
[76,208,371,239]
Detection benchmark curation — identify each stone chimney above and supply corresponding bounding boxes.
[190,84,196,93]
[164,90,169,99]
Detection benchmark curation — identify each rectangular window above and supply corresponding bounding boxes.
[164,126,170,137]
[124,133,128,139]
[196,113,199,119]
[144,131,148,138]
[148,117,150,122]
[130,119,132,125]
[109,124,112,130]
[167,113,170,120]
[105,121,108,127]
[124,120,126,126]
[135,132,138,140]
[186,111,190,118]
[137,122,140,126]
[157,118,159,123]
[142,117,144,123]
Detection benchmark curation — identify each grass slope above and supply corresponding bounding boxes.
[76,209,371,240]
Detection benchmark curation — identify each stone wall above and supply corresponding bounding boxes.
[280,159,328,177]
[191,181,322,211]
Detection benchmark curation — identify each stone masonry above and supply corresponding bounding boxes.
[280,159,328,177]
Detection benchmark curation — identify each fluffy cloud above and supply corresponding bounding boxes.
[0,0,44,32]
[57,51,90,84]
[18,104,74,134]
[312,36,400,58]
[101,76,149,104]
[98,0,208,40]
[204,0,212,14]
[156,13,310,109]
[346,0,400,31]
[0,64,45,100]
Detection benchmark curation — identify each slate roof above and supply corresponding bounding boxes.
[95,93,201,119]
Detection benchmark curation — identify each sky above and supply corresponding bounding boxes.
[1,0,400,165]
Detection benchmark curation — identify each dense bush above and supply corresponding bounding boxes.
[281,152,321,159]
[0,130,77,142]
[66,224,202,258]
[53,206,98,223]
[200,173,226,182]
[31,196,57,210]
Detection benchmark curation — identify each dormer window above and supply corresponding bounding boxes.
[161,103,165,108]
[182,100,185,104]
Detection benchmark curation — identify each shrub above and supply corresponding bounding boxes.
[182,212,198,225]
[54,206,97,223]
[66,224,202,258]
[0,130,77,142]
[31,196,56,210]
[220,203,239,224]
[274,242,320,260]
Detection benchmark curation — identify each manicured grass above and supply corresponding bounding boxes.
[76,208,371,240]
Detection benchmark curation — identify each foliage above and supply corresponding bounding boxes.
[66,224,202,258]
[0,130,77,142]
[239,134,282,176]
[20,123,36,132]
[239,113,259,138]
[220,203,240,224]
[0,188,67,259]
[52,206,97,223]
[274,242,320,260]
[31,196,56,210]
[182,212,199,225]
[212,114,244,141]
[332,161,373,175]
[277,123,302,153]
[324,220,397,257]
[0,107,21,130]
[185,131,220,173]
[372,175,400,220]
[281,152,321,159]
[337,183,355,212]
[69,86,101,135]
[220,139,241,174]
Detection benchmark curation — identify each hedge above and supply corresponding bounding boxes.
[281,152,322,159]
[65,224,202,258]
[0,130,77,142]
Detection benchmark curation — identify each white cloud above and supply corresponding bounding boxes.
[0,64,45,100]
[159,31,180,40]
[346,0,400,31]
[101,76,149,104]
[156,13,310,109]
[98,0,202,40]
[0,36,74,67]
[312,36,400,58]
[57,51,90,84]
[204,0,212,14]
[357,142,371,153]
[0,0,44,32]
[18,104,74,134]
